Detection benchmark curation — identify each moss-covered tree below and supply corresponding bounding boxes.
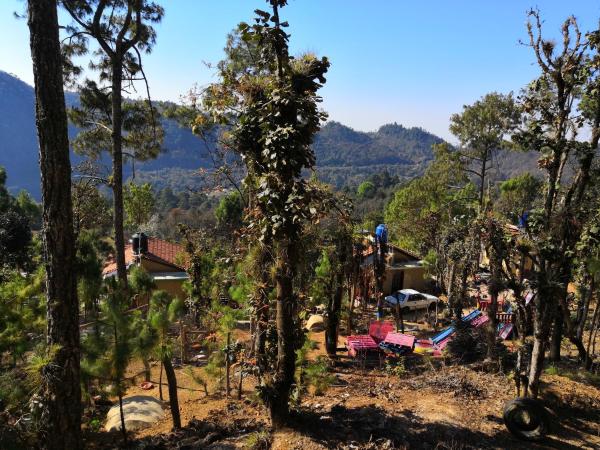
[202,0,331,426]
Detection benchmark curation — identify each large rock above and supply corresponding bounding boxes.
[105,395,164,432]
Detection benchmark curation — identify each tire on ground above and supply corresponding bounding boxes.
[503,397,550,441]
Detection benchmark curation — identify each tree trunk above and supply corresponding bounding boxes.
[559,293,589,362]
[267,239,297,428]
[347,277,354,337]
[237,363,244,400]
[159,361,164,400]
[325,272,344,356]
[479,155,487,211]
[254,244,270,372]
[454,261,469,321]
[446,262,457,319]
[111,60,127,287]
[577,277,594,341]
[586,299,600,370]
[486,288,499,361]
[27,2,81,448]
[143,358,151,382]
[163,356,181,429]
[549,306,563,362]
[527,282,557,398]
[118,392,127,442]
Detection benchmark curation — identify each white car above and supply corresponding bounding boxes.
[384,289,440,311]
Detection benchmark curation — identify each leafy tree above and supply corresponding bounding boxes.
[148,290,184,429]
[0,167,11,212]
[84,280,134,441]
[75,231,103,322]
[179,226,219,324]
[15,190,42,230]
[0,209,32,271]
[0,169,34,275]
[128,265,157,381]
[450,92,521,209]
[63,0,164,285]
[72,179,112,237]
[215,191,244,230]
[385,143,473,254]
[324,224,353,356]
[123,182,155,230]
[310,249,333,308]
[27,1,81,447]
[0,269,45,366]
[496,173,542,223]
[356,180,375,199]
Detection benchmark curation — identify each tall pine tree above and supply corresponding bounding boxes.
[27,0,81,447]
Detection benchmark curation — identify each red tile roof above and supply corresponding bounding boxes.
[102,237,187,276]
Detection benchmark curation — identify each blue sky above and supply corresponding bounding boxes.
[1,0,599,141]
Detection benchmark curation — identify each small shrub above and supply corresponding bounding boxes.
[185,367,209,396]
[203,349,225,390]
[87,418,102,432]
[446,324,486,363]
[384,358,407,378]
[245,430,271,450]
[304,356,335,396]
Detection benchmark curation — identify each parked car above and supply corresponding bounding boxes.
[384,289,440,312]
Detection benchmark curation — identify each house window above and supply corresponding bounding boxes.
[391,272,404,292]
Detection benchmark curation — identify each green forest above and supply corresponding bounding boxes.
[1,1,600,449]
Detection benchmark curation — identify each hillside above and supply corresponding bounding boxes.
[0,70,539,197]
[0,71,41,197]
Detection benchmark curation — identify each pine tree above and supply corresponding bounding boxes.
[27,1,81,447]
[62,0,164,286]
[148,290,183,429]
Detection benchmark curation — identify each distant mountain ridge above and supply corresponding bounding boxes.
[0,70,539,198]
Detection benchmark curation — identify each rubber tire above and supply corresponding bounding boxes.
[503,398,550,441]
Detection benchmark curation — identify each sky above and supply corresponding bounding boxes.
[1,0,599,141]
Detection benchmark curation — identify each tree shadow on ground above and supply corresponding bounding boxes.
[542,389,600,442]
[288,404,583,449]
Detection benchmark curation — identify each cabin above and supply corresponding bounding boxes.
[102,233,189,300]
[362,241,428,295]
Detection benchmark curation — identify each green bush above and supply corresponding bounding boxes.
[244,430,271,450]
[384,358,407,378]
[304,356,335,396]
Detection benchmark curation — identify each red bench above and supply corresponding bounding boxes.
[346,321,395,365]
[471,314,490,328]
[368,320,395,343]
[347,335,380,358]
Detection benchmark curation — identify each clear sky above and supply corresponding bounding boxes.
[1,0,599,141]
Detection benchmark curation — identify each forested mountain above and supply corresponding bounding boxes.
[0,71,44,197]
[0,70,539,197]
[312,121,445,188]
